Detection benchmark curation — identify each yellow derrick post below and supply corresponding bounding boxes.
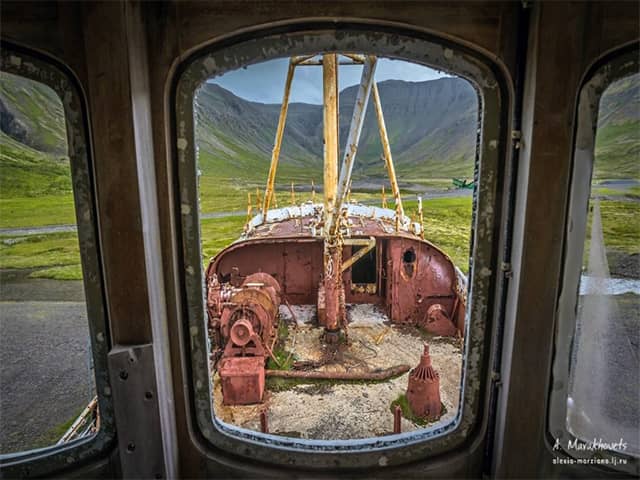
[418,195,425,239]
[323,53,339,226]
[311,179,316,202]
[262,58,296,218]
[372,82,404,221]
[273,190,278,208]
[290,181,296,205]
[381,185,388,209]
[246,192,252,223]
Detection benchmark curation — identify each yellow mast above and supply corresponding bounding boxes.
[322,53,339,223]
[372,82,404,220]
[262,58,296,218]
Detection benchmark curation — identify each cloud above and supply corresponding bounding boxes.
[207,56,449,104]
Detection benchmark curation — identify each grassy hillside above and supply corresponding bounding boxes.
[0,73,75,229]
[196,77,478,182]
[594,73,640,179]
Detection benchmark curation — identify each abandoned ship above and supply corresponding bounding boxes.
[204,54,467,437]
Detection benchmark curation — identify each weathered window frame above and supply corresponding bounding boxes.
[0,43,114,477]
[549,44,639,475]
[172,23,508,469]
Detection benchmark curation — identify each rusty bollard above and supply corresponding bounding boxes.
[393,404,402,434]
[260,410,268,433]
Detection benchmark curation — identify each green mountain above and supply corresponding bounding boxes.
[595,73,640,179]
[0,71,637,201]
[0,72,72,198]
[194,77,479,182]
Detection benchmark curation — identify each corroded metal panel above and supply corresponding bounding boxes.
[108,345,165,480]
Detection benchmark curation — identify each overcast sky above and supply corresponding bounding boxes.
[208,56,447,104]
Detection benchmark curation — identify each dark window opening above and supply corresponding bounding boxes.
[403,248,417,277]
[351,245,377,284]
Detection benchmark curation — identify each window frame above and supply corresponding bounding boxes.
[0,43,115,477]
[548,44,639,474]
[172,23,509,469]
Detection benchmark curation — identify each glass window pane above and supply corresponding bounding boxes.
[195,55,477,439]
[0,72,97,454]
[567,73,640,456]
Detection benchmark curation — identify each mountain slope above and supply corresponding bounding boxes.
[0,70,637,198]
[595,73,640,179]
[195,77,479,181]
[0,72,71,198]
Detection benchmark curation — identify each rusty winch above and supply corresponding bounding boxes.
[207,272,281,405]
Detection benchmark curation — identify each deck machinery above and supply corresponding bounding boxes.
[205,54,467,408]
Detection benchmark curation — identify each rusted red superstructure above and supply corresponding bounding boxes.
[206,204,466,333]
[406,344,442,421]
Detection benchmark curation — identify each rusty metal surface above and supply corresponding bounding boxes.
[108,344,166,479]
[407,345,442,421]
[394,405,402,434]
[209,221,462,330]
[421,304,459,337]
[219,356,266,405]
[265,364,410,380]
[209,272,281,405]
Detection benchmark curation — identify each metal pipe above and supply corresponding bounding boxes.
[342,53,366,63]
[394,404,402,434]
[291,54,317,65]
[296,60,365,66]
[265,364,410,380]
[262,58,296,218]
[372,82,404,218]
[57,396,98,444]
[329,55,377,236]
[260,410,269,433]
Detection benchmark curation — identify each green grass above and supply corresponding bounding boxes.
[266,321,296,371]
[0,194,76,229]
[588,199,640,254]
[0,132,72,199]
[31,405,88,450]
[405,196,473,273]
[593,121,640,180]
[200,215,246,267]
[0,232,82,280]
